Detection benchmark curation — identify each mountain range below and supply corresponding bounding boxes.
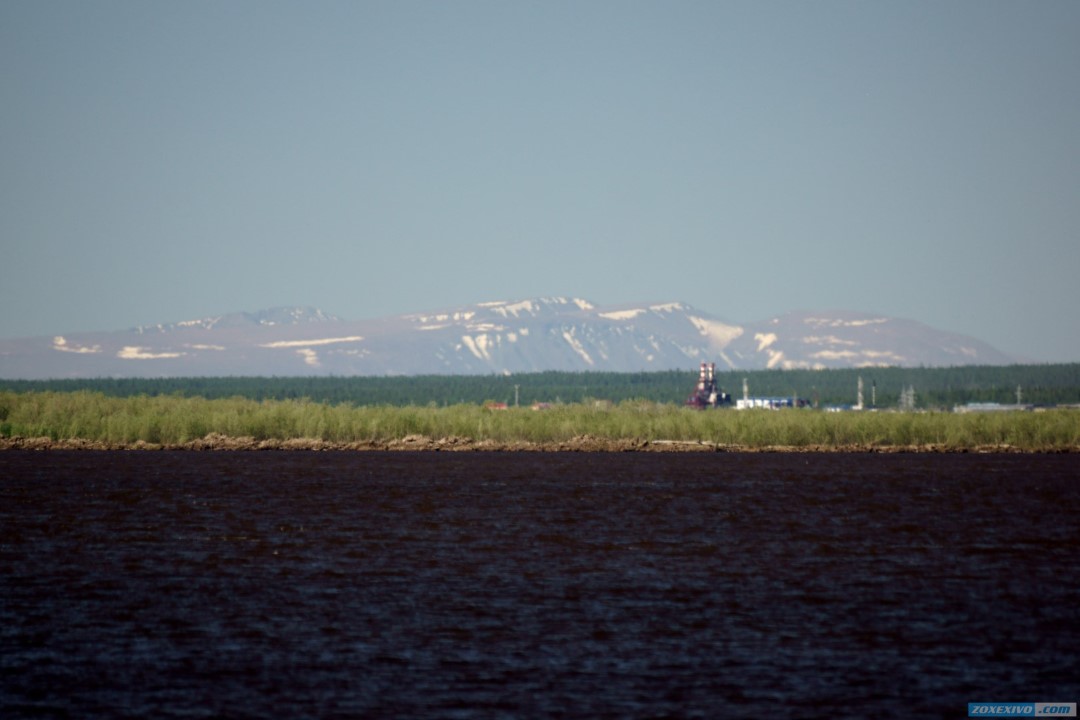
[0,298,1019,379]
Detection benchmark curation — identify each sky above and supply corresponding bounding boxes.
[2,1,1079,362]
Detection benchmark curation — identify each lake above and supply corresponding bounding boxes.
[2,451,1078,718]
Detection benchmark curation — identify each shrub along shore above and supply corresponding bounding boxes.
[1,391,1078,452]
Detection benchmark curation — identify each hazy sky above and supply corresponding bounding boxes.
[2,1,1078,361]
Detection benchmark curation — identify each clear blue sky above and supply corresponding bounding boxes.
[3,1,1078,361]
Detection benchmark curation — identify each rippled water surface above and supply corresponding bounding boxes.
[2,451,1078,718]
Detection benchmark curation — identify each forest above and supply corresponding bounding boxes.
[2,364,1079,409]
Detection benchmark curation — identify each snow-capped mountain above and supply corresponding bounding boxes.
[131,307,342,334]
[0,298,1019,379]
[723,311,1016,370]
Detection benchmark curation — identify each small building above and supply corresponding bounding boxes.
[953,402,1033,413]
[734,376,808,410]
[736,397,810,410]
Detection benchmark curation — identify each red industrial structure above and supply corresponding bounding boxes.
[686,362,731,409]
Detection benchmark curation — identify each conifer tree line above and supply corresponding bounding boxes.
[2,364,1078,409]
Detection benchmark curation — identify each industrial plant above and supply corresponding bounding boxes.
[685,363,732,408]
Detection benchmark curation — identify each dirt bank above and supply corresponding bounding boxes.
[1,433,1065,453]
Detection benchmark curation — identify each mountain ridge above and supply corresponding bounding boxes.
[0,298,1020,379]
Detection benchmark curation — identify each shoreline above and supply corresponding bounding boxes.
[1,434,1072,453]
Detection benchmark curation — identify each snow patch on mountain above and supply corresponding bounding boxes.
[53,336,101,354]
[118,346,185,360]
[259,336,364,349]
[409,311,475,325]
[804,316,889,328]
[688,317,743,349]
[487,300,537,318]
[805,348,905,366]
[765,350,785,369]
[755,333,778,351]
[599,308,647,321]
[562,328,595,366]
[461,334,495,361]
[803,335,859,347]
[296,349,320,367]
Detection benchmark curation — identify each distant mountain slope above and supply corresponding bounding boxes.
[726,311,1015,370]
[0,298,1019,379]
[131,306,341,334]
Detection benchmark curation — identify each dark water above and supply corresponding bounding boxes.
[2,451,1078,719]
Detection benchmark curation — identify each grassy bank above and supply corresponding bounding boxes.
[2,391,1078,451]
